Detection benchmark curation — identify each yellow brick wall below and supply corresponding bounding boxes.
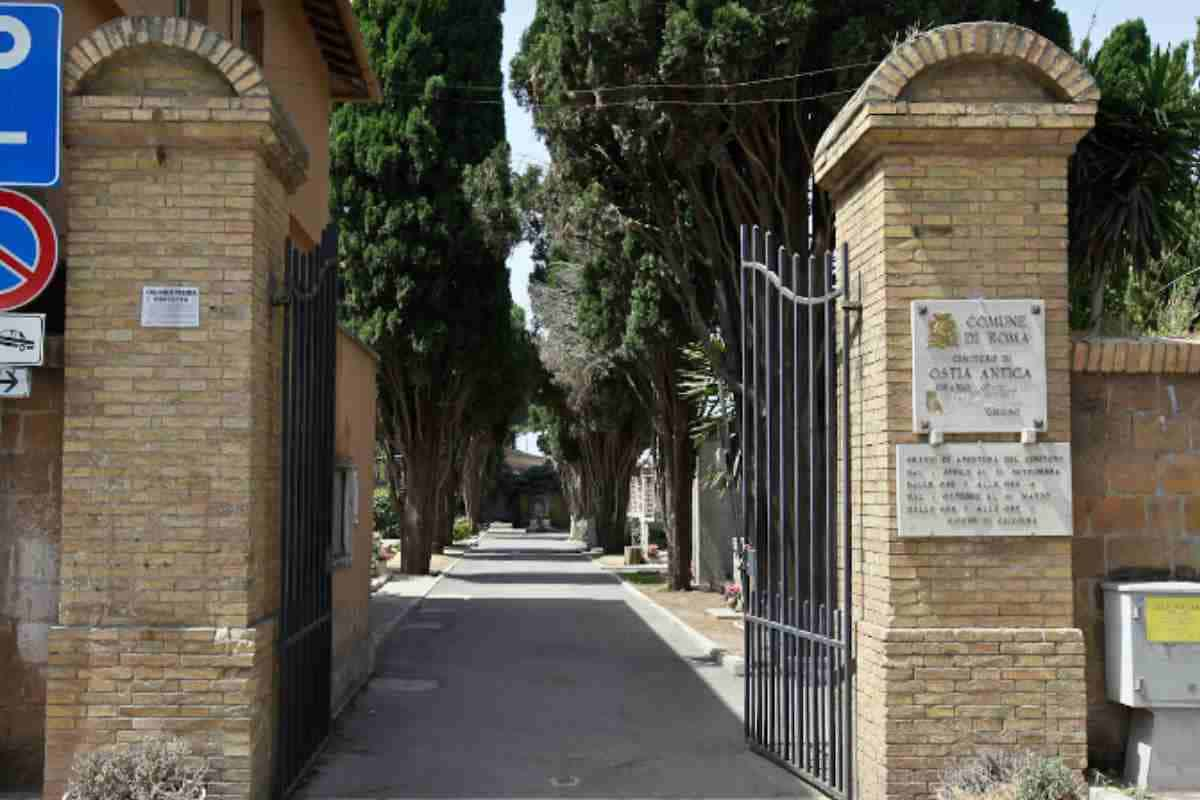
[59,144,265,629]
[43,625,269,800]
[816,21,1098,800]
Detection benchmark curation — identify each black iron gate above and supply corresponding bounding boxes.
[273,227,339,798]
[739,225,857,799]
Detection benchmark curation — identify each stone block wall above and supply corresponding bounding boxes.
[1069,337,1200,768]
[0,341,64,788]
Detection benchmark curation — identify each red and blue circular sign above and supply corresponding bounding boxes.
[0,188,58,312]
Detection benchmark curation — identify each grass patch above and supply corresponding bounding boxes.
[620,572,668,586]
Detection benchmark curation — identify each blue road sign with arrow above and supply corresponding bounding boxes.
[0,3,62,187]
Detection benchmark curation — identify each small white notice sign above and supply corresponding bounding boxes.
[0,312,45,366]
[0,366,30,398]
[912,299,1047,433]
[897,442,1073,537]
[141,286,200,328]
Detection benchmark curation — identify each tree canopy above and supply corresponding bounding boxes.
[332,0,516,573]
[1070,17,1200,330]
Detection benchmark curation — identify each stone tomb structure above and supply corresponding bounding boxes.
[813,22,1099,800]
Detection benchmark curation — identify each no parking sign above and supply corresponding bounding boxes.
[0,188,58,311]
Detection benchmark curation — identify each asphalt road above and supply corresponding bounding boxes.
[296,530,810,799]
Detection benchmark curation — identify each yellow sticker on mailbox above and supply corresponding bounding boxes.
[1145,596,1200,643]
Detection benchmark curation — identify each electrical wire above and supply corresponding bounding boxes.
[316,57,878,96]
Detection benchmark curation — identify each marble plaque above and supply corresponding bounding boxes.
[896,443,1072,537]
[912,299,1047,433]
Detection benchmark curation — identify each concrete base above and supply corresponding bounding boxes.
[1125,707,1200,791]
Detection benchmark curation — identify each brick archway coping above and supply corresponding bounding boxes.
[63,17,309,191]
[64,16,268,97]
[814,22,1100,184]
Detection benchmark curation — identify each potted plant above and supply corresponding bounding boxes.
[724,582,743,611]
[64,738,208,800]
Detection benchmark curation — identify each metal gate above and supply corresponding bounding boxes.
[738,225,858,799]
[273,227,339,798]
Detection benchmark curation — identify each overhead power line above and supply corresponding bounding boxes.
[375,57,879,97]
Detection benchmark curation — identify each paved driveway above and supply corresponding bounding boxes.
[296,531,809,799]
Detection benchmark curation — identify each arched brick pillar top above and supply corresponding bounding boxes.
[814,22,1100,180]
[64,16,269,98]
[859,22,1098,106]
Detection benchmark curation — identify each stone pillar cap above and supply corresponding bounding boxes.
[814,22,1099,190]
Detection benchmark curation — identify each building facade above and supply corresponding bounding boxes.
[0,2,377,796]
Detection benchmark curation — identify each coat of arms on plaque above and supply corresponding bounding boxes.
[928,313,959,349]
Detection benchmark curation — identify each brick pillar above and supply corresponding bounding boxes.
[44,18,307,800]
[813,23,1099,800]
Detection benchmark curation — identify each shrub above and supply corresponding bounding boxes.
[373,486,401,537]
[1017,757,1084,800]
[939,750,1032,800]
[647,521,668,547]
[66,738,208,800]
[453,515,473,541]
[938,751,1084,800]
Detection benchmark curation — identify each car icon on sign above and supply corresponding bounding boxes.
[0,330,35,352]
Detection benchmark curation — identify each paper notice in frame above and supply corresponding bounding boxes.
[141,286,200,328]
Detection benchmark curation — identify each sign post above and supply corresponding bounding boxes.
[0,3,62,187]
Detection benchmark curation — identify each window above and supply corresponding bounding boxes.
[241,0,265,64]
[331,464,359,567]
[175,0,208,23]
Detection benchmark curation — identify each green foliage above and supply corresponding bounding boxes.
[1106,190,1200,336]
[938,750,1033,800]
[452,516,473,541]
[332,0,515,573]
[333,0,513,365]
[373,486,401,536]
[514,0,1072,390]
[66,738,207,800]
[1070,19,1200,330]
[937,751,1084,800]
[1016,757,1084,800]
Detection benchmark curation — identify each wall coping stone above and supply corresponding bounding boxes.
[64,17,309,191]
[1071,335,1200,375]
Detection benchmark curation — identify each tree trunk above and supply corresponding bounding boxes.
[661,406,696,591]
[461,432,494,532]
[653,351,697,591]
[577,428,644,554]
[1088,261,1111,334]
[398,458,436,575]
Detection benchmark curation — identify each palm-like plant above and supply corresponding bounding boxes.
[1070,23,1200,332]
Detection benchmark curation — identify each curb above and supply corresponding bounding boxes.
[616,578,746,678]
[334,551,465,721]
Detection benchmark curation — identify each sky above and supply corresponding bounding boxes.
[498,0,1198,452]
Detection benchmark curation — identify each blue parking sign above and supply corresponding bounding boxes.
[0,4,61,187]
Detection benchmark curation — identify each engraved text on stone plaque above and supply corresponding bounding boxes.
[896,443,1072,537]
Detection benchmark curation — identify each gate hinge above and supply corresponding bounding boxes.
[841,272,863,311]
[270,272,291,307]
